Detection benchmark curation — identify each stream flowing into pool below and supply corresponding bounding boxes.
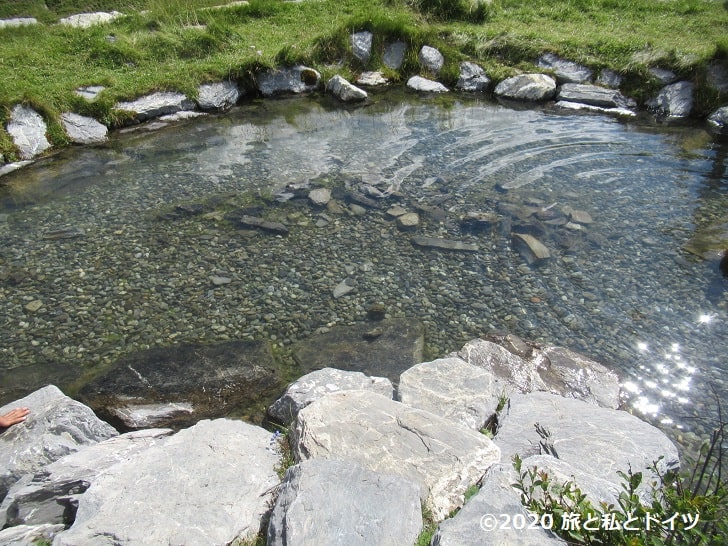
[1,91,726,445]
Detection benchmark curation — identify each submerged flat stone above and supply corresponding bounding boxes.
[411,236,479,252]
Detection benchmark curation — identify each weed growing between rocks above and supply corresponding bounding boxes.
[513,414,728,545]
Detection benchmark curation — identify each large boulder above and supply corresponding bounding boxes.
[114,92,195,122]
[1,429,172,527]
[0,386,118,501]
[397,357,502,430]
[419,45,444,74]
[53,419,280,546]
[494,74,557,102]
[268,367,393,425]
[61,113,108,144]
[383,41,407,70]
[78,340,284,429]
[267,459,422,546]
[6,105,51,160]
[648,81,694,118]
[256,66,321,97]
[292,390,501,520]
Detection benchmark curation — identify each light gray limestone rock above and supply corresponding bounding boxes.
[494,392,679,492]
[114,92,195,122]
[1,429,172,527]
[267,459,422,546]
[494,74,557,102]
[326,75,367,102]
[61,113,108,144]
[383,41,407,70]
[407,76,449,93]
[351,31,373,63]
[0,18,37,28]
[53,419,280,546]
[357,71,389,86]
[432,463,565,546]
[537,53,592,83]
[648,81,694,118]
[268,367,393,424]
[308,187,332,206]
[556,83,632,109]
[256,65,321,97]
[419,45,444,74]
[456,62,490,92]
[0,523,65,545]
[6,105,51,160]
[292,390,501,520]
[197,80,241,111]
[0,386,118,502]
[596,68,622,88]
[708,106,728,135]
[398,357,502,430]
[59,12,123,28]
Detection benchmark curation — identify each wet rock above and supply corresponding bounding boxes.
[411,236,479,252]
[78,340,283,429]
[419,45,444,74]
[512,232,551,263]
[267,459,421,546]
[292,390,501,521]
[556,83,631,109]
[494,74,557,102]
[456,62,490,92]
[396,212,420,231]
[233,214,289,235]
[256,65,321,97]
[196,80,241,111]
[326,75,367,102]
[6,105,51,160]
[398,357,502,430]
[460,211,500,232]
[59,12,123,28]
[110,402,194,429]
[407,76,449,93]
[0,161,34,177]
[356,71,389,87]
[114,92,195,122]
[308,187,331,206]
[291,318,425,382]
[333,278,355,298]
[42,226,85,240]
[53,419,280,546]
[61,113,108,144]
[23,300,43,313]
[707,106,728,136]
[537,53,592,83]
[648,81,694,118]
[351,31,373,63]
[366,303,387,321]
[383,41,407,70]
[268,368,393,425]
[0,386,118,501]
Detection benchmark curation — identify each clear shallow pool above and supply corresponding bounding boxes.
[1,91,726,443]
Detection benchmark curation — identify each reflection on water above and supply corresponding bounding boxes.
[0,92,726,442]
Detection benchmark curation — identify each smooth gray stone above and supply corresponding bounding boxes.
[596,68,622,88]
[6,105,51,160]
[556,83,630,109]
[708,106,728,135]
[54,419,280,546]
[61,113,108,144]
[267,459,422,546]
[383,41,406,70]
[308,187,331,206]
[398,357,502,430]
[419,45,444,73]
[0,386,118,502]
[269,368,393,424]
[649,81,694,118]
[351,31,373,62]
[537,53,592,83]
[197,80,241,111]
[326,75,367,102]
[457,62,490,92]
[494,74,557,101]
[256,65,321,97]
[407,76,448,93]
[114,92,195,121]
[0,524,65,545]
[292,390,501,520]
[411,236,478,252]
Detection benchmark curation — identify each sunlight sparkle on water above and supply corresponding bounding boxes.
[698,313,717,325]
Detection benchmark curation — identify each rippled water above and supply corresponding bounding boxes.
[1,91,726,443]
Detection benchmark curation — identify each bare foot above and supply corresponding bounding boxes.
[0,407,30,428]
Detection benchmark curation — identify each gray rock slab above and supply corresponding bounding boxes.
[407,76,449,93]
[707,61,728,94]
[411,236,478,252]
[648,81,694,118]
[494,74,557,102]
[114,92,195,122]
[61,113,108,144]
[537,53,592,83]
[0,18,37,28]
[457,61,490,92]
[0,524,65,545]
[513,232,551,263]
[6,105,51,160]
[268,367,393,424]
[1,429,172,527]
[494,392,679,489]
[59,12,123,28]
[351,30,373,62]
[267,459,422,546]
[556,83,631,109]
[53,419,280,546]
[256,65,321,96]
[292,390,501,520]
[197,80,241,111]
[555,100,636,117]
[596,68,622,88]
[357,71,389,86]
[291,318,425,383]
[419,45,444,74]
[707,106,728,135]
[0,385,118,501]
[432,463,565,546]
[0,161,34,178]
[383,41,407,70]
[109,402,193,429]
[398,357,502,430]
[326,75,367,102]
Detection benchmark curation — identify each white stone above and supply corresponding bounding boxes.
[61,113,108,144]
[326,75,367,102]
[59,12,123,28]
[419,45,444,74]
[407,76,448,93]
[6,105,51,160]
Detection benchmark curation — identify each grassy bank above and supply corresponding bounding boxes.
[1,0,727,160]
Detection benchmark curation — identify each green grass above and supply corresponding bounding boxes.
[1,0,727,160]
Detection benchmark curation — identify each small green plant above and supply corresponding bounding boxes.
[512,416,728,545]
[415,503,438,546]
[270,427,296,480]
